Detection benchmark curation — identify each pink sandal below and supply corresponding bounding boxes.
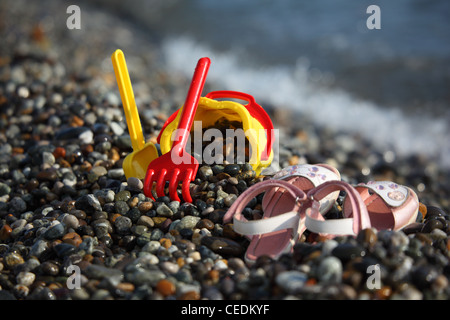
[354,181,419,230]
[223,179,307,264]
[305,181,419,235]
[223,164,341,264]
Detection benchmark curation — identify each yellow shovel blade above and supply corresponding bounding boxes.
[123,141,159,180]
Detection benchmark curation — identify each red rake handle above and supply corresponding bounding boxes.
[171,57,211,156]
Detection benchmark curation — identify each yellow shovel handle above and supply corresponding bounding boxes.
[111,49,145,151]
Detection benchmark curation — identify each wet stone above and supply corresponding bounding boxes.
[422,218,446,233]
[176,216,201,231]
[138,201,153,212]
[317,256,343,284]
[29,239,50,258]
[332,243,366,263]
[411,265,439,290]
[224,164,241,176]
[53,243,77,258]
[115,216,133,235]
[275,271,308,294]
[137,215,154,228]
[198,166,213,180]
[356,228,378,249]
[127,177,143,190]
[75,194,102,214]
[41,261,59,276]
[61,214,79,229]
[0,182,11,196]
[9,197,27,214]
[85,264,124,281]
[4,252,25,268]
[43,223,65,240]
[55,127,93,144]
[16,271,35,287]
[196,219,215,230]
[126,268,165,287]
[156,203,174,217]
[201,236,243,256]
[115,190,131,202]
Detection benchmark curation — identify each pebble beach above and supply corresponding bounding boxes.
[0,0,449,302]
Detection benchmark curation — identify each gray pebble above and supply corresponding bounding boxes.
[156,203,174,217]
[75,194,102,214]
[275,271,308,294]
[43,223,65,240]
[317,256,343,284]
[127,177,143,190]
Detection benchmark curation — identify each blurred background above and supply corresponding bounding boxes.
[1,0,449,168]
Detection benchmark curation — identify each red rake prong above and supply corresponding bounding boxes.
[143,169,156,200]
[181,169,193,203]
[169,168,181,202]
[156,169,167,198]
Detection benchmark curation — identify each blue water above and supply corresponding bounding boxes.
[91,0,450,166]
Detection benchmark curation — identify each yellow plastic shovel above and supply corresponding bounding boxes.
[111,49,159,180]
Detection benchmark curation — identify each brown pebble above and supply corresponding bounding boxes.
[414,233,433,245]
[70,115,84,127]
[207,270,220,283]
[137,216,154,228]
[48,282,63,291]
[156,279,176,297]
[152,217,167,227]
[304,250,322,262]
[160,238,172,249]
[116,282,135,292]
[138,201,153,212]
[53,147,66,159]
[288,155,300,166]
[58,159,72,168]
[0,225,12,241]
[25,179,40,191]
[80,161,92,172]
[12,147,24,154]
[178,291,200,300]
[128,197,139,208]
[62,232,82,247]
[81,144,94,155]
[432,274,449,293]
[419,202,427,219]
[110,213,121,224]
[82,254,94,263]
[357,228,378,249]
[109,148,120,162]
[196,219,215,230]
[375,286,392,300]
[222,223,241,240]
[176,257,185,268]
[37,169,58,181]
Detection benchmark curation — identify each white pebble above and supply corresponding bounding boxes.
[16,272,35,286]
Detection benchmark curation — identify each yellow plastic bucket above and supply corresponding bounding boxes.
[157,91,274,175]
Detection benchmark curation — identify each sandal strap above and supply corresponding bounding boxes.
[233,211,300,236]
[305,180,371,235]
[223,179,307,236]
